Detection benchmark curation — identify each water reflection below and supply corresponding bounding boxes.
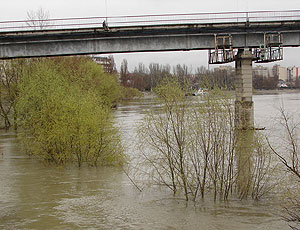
[1,92,298,229]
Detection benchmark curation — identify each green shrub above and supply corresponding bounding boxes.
[51,56,122,107]
[16,58,124,167]
[121,87,143,100]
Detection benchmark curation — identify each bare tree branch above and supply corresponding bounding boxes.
[26,8,50,30]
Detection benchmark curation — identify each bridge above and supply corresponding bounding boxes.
[0,10,300,59]
[1,10,300,129]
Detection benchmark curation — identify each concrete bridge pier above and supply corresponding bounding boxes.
[235,49,254,129]
[234,49,254,199]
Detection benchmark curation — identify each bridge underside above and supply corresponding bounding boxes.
[0,20,300,59]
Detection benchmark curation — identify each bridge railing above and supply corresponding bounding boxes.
[1,10,300,32]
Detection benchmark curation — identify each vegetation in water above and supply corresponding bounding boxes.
[267,108,300,230]
[137,79,276,201]
[15,57,124,167]
[121,86,143,100]
[0,59,27,129]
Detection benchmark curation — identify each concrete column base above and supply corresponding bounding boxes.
[235,101,254,129]
[235,49,254,199]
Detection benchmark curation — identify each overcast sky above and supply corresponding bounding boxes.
[2,0,300,71]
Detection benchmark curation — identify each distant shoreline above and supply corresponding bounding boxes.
[253,89,300,95]
[141,89,300,98]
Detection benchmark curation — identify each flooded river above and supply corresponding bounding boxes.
[1,92,300,230]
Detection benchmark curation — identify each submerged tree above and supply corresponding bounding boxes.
[268,108,300,230]
[138,79,189,199]
[138,79,275,201]
[16,57,124,167]
[0,59,28,129]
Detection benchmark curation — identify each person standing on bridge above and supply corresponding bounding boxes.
[102,20,109,31]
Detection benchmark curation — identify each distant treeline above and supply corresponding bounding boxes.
[118,58,300,91]
[119,59,235,92]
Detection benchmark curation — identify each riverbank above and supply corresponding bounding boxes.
[253,89,300,95]
[142,89,300,98]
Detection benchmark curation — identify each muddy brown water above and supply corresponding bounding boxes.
[1,92,300,230]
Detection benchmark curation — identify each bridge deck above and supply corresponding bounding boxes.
[1,19,300,36]
[1,10,300,31]
[1,10,300,59]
